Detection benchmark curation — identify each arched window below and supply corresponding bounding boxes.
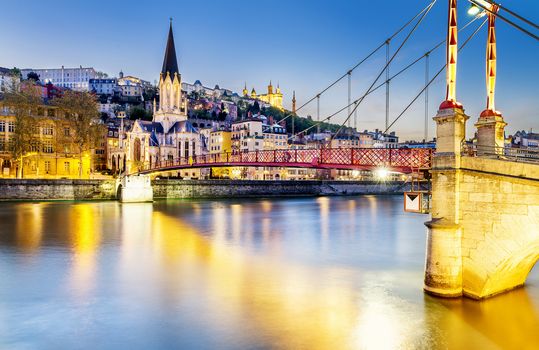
[134,138,141,162]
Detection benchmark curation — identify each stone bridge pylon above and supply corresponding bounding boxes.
[424,0,539,300]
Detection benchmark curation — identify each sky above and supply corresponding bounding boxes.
[1,0,538,140]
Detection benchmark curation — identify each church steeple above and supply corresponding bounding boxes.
[155,19,186,128]
[161,19,179,76]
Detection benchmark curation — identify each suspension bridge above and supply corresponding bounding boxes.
[134,148,433,175]
[119,0,539,302]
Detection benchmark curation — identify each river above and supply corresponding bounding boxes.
[1,196,538,349]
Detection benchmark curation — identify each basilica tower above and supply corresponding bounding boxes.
[154,20,187,130]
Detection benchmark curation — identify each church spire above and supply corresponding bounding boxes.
[161,19,179,76]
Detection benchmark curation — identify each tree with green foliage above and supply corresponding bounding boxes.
[129,106,152,121]
[26,72,40,82]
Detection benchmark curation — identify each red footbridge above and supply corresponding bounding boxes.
[133,148,433,175]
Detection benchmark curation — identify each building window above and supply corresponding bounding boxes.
[8,122,14,133]
[44,161,51,173]
[64,162,70,174]
[43,141,54,153]
[0,121,5,132]
[43,126,54,135]
[64,127,70,136]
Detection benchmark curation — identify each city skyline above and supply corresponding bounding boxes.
[1,0,538,139]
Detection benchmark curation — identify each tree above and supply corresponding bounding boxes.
[3,80,43,178]
[143,85,157,102]
[52,90,102,178]
[251,101,260,114]
[129,106,152,121]
[26,72,40,82]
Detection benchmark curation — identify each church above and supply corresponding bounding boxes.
[243,81,284,110]
[125,22,201,174]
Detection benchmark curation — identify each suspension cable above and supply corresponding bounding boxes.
[279,0,437,124]
[482,0,539,30]
[328,0,437,145]
[288,13,482,140]
[383,17,488,134]
[469,0,539,41]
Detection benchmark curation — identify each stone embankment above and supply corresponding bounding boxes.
[0,179,414,201]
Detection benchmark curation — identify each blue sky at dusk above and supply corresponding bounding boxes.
[1,0,537,139]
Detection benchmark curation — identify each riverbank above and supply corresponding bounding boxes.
[0,178,415,201]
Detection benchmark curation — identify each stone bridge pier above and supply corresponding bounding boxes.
[424,106,539,299]
[116,175,153,203]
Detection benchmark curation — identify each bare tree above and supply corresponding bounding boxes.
[3,80,42,178]
[52,90,102,178]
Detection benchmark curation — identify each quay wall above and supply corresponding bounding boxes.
[151,179,413,199]
[0,179,414,201]
[0,179,117,201]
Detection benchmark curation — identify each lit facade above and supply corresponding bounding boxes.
[209,130,231,154]
[20,66,101,91]
[0,106,93,178]
[231,119,264,153]
[244,82,283,110]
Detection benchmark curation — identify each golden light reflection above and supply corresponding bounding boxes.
[68,204,101,299]
[150,211,359,349]
[437,288,539,349]
[15,203,46,253]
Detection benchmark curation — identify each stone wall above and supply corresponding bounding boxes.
[0,179,117,201]
[0,179,414,201]
[152,179,412,199]
[426,155,539,299]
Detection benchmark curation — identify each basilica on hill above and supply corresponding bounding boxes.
[124,22,201,173]
[243,81,284,110]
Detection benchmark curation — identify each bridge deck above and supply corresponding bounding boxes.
[133,148,433,175]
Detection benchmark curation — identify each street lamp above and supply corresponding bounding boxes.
[467,3,482,16]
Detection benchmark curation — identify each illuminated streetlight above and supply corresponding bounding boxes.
[467,4,481,16]
[375,168,390,181]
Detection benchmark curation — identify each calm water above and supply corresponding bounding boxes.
[1,196,538,350]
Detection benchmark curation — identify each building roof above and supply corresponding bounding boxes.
[149,131,160,147]
[161,22,179,76]
[169,120,198,133]
[139,120,164,134]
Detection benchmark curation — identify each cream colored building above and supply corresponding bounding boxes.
[231,118,264,153]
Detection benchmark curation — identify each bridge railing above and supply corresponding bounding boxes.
[139,147,433,174]
[462,144,539,164]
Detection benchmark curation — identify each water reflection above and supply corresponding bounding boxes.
[0,197,538,349]
[15,203,46,253]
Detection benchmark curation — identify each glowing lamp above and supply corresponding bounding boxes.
[468,4,481,16]
[375,168,389,180]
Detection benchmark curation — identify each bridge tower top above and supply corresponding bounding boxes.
[440,0,462,110]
